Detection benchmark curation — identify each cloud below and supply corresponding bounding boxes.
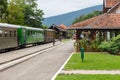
[37,0,103,17]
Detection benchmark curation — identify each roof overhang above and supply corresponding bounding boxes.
[68,27,120,30]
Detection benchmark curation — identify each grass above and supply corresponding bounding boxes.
[61,39,70,43]
[55,74,120,80]
[64,52,120,70]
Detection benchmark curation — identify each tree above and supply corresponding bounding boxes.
[0,0,8,22]
[41,25,48,29]
[72,11,103,24]
[23,0,44,28]
[7,0,24,25]
[0,0,44,28]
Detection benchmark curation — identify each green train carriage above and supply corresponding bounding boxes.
[18,26,44,47]
[0,23,55,52]
[0,23,45,50]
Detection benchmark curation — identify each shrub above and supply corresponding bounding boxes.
[99,34,120,54]
[99,41,112,52]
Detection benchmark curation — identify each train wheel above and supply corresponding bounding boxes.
[20,45,26,49]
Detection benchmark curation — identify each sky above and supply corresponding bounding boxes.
[37,0,103,18]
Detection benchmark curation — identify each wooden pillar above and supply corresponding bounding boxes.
[76,30,79,41]
[76,30,82,41]
[110,31,117,39]
[113,31,115,37]
[75,30,82,52]
[110,31,114,39]
[103,31,107,41]
[115,31,117,37]
[99,31,102,43]
[100,31,106,41]
[115,30,120,37]
[90,30,96,42]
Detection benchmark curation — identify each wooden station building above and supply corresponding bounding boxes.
[49,24,67,39]
[68,0,120,51]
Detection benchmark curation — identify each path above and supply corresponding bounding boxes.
[60,70,120,74]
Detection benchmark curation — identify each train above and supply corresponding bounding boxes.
[0,23,55,51]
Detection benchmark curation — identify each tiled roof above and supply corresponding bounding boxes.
[59,24,67,29]
[69,14,120,29]
[69,0,120,30]
[91,14,120,29]
[50,24,67,32]
[105,0,120,8]
[57,27,67,32]
[69,16,100,29]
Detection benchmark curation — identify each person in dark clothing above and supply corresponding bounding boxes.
[53,39,55,46]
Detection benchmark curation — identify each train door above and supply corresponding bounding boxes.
[22,28,26,45]
[18,27,26,47]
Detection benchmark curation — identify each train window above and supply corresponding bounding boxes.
[28,31,30,36]
[31,31,33,35]
[5,30,8,37]
[27,31,28,35]
[32,31,34,34]
[0,29,3,37]
[23,29,26,36]
[14,31,16,37]
[35,32,37,35]
[10,31,12,37]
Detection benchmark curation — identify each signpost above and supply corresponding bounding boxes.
[80,48,84,62]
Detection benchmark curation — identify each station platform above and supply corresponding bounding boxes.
[0,41,61,64]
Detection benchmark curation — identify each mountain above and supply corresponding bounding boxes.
[43,5,103,27]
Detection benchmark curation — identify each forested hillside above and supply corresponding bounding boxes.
[43,5,102,27]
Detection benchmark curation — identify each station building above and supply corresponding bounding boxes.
[69,0,120,52]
